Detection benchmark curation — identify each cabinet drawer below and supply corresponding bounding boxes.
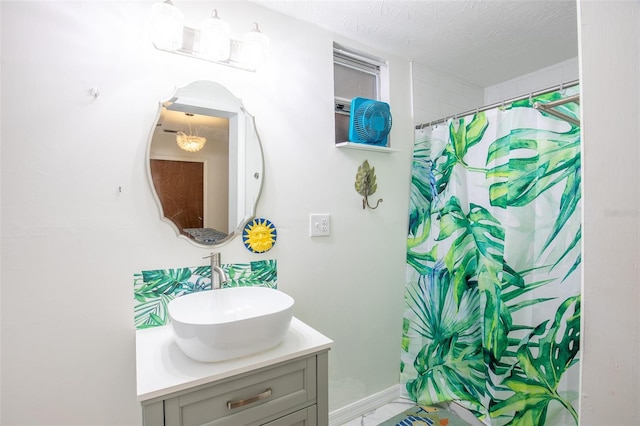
[259,405,317,426]
[165,357,317,426]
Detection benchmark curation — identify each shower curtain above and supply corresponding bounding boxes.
[402,86,581,426]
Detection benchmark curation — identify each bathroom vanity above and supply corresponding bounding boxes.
[136,318,332,426]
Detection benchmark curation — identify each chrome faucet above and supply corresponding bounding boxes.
[204,252,228,290]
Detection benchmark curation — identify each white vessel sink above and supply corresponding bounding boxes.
[168,286,294,362]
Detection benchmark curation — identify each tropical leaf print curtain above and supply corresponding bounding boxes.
[402,86,581,425]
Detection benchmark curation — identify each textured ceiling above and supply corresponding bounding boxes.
[252,0,578,88]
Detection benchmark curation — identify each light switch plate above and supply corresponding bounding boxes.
[309,214,331,237]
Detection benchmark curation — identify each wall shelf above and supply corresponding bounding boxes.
[335,142,398,153]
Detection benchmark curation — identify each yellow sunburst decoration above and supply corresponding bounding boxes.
[243,218,277,253]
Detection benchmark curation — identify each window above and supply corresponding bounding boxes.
[333,43,386,144]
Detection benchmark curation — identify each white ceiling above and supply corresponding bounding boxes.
[252,0,578,88]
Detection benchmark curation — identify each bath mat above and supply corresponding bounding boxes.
[378,404,471,426]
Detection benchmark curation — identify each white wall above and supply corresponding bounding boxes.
[0,1,413,424]
[411,62,484,126]
[484,57,579,105]
[579,1,640,423]
[412,57,580,129]
[411,57,579,130]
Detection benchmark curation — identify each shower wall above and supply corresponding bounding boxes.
[411,62,484,126]
[412,57,579,128]
[484,57,579,104]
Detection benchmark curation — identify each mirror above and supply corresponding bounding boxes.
[147,81,264,246]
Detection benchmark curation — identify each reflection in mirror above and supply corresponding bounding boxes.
[147,81,264,246]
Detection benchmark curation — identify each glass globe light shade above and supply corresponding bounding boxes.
[176,132,207,152]
[242,23,269,68]
[150,0,184,51]
[200,9,231,61]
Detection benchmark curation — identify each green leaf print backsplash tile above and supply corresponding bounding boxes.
[133,260,277,330]
[403,87,581,426]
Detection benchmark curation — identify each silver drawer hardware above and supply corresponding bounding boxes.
[227,388,273,410]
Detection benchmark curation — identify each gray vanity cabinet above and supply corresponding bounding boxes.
[141,351,328,426]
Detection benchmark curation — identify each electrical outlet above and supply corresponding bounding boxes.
[309,214,331,237]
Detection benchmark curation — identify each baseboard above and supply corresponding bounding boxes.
[328,384,402,426]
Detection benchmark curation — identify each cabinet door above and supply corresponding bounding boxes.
[260,406,317,426]
[164,357,316,426]
[141,400,163,426]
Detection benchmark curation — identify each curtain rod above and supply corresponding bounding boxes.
[533,93,581,126]
[415,79,579,129]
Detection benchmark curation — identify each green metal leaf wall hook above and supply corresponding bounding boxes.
[355,160,383,210]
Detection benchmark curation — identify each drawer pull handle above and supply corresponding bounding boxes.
[227,388,273,410]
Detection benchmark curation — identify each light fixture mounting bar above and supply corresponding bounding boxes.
[154,26,256,72]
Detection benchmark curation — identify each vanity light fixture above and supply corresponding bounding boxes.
[149,2,269,71]
[241,23,269,68]
[200,9,231,61]
[176,113,206,152]
[150,0,184,51]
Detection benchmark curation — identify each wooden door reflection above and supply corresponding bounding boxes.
[150,159,204,232]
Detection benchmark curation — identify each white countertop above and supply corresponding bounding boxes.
[136,317,333,402]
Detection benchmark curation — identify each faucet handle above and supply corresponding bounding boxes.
[203,252,221,266]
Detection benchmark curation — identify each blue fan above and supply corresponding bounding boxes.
[348,97,393,146]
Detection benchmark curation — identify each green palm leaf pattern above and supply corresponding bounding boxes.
[486,88,581,272]
[449,112,489,170]
[133,260,278,329]
[226,260,278,288]
[486,128,580,250]
[435,196,512,362]
[408,113,491,270]
[404,87,581,426]
[408,137,434,249]
[406,263,486,412]
[134,292,172,329]
[139,268,194,296]
[490,296,580,425]
[437,197,504,298]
